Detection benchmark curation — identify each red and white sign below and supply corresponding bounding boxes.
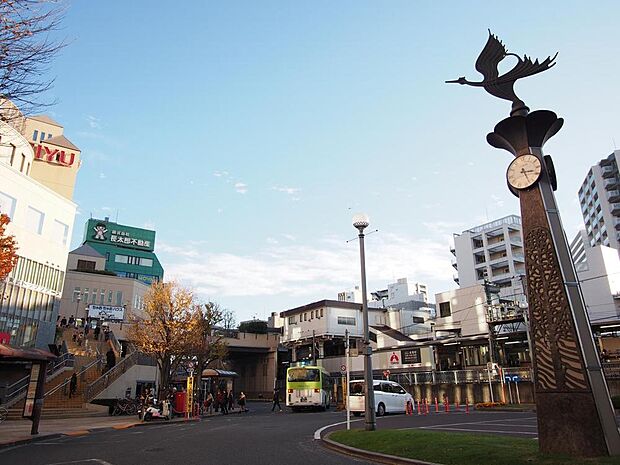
[0,332,10,344]
[389,352,400,365]
[31,143,76,167]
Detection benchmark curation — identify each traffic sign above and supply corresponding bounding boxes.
[340,364,346,372]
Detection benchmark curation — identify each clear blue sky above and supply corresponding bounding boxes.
[44,1,620,321]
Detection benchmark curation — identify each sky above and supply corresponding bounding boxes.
[39,1,620,322]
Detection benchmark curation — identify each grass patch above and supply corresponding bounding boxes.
[329,429,620,465]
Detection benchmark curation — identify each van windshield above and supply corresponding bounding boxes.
[349,381,365,396]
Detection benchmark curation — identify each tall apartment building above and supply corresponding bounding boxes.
[578,150,620,251]
[451,215,526,302]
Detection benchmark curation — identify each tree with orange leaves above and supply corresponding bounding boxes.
[0,213,18,280]
[128,281,194,398]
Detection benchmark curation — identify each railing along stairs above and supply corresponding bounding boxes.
[1,352,75,408]
[84,349,139,402]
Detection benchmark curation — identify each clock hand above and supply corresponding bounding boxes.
[521,167,530,181]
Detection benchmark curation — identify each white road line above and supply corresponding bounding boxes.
[477,416,537,423]
[46,460,114,465]
[313,418,365,440]
[421,427,538,435]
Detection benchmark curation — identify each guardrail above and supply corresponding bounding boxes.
[387,367,533,386]
[84,350,139,401]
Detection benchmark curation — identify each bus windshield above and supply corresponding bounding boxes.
[288,368,321,382]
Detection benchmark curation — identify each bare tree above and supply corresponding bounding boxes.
[0,0,66,118]
[222,308,236,330]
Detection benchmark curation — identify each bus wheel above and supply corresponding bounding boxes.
[377,403,386,417]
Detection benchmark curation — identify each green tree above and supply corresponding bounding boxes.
[238,319,268,334]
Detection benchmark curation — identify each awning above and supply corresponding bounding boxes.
[0,344,57,361]
[201,369,239,378]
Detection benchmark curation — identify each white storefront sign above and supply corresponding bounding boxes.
[87,305,125,321]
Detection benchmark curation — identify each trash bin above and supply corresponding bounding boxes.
[174,391,187,415]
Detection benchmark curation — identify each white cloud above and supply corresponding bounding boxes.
[213,171,229,178]
[272,186,301,195]
[86,115,101,129]
[234,182,248,194]
[490,194,505,208]
[266,237,279,245]
[99,173,106,179]
[160,233,454,300]
[282,234,296,241]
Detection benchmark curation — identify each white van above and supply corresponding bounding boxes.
[348,380,413,417]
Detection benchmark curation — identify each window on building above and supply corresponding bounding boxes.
[20,154,25,172]
[76,259,95,271]
[83,287,89,303]
[337,316,356,325]
[115,255,128,264]
[72,287,81,303]
[141,258,153,267]
[116,291,122,306]
[320,308,324,317]
[26,206,44,234]
[52,220,69,246]
[0,191,17,219]
[303,313,307,321]
[48,133,52,139]
[439,302,451,318]
[32,130,38,141]
[108,290,113,304]
[40,132,46,141]
[288,316,297,325]
[91,289,97,304]
[9,144,15,165]
[311,310,314,319]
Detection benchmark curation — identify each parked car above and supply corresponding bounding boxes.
[348,379,413,417]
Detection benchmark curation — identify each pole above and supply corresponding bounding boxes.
[487,363,494,403]
[358,228,376,431]
[346,329,350,430]
[312,329,316,365]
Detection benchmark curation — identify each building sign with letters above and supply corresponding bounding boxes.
[87,305,125,321]
[401,348,422,365]
[31,143,76,167]
[84,218,156,252]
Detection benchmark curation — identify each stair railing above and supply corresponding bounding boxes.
[84,350,139,401]
[45,355,104,398]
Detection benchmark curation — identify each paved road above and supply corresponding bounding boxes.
[0,403,373,465]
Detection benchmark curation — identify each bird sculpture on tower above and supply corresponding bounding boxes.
[446,30,558,115]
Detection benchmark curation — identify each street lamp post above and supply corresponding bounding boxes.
[353,213,376,431]
[75,295,81,327]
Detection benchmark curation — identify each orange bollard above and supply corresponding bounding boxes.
[455,401,459,411]
[425,398,429,415]
[445,398,450,413]
[465,398,469,414]
[435,397,439,413]
[417,399,421,415]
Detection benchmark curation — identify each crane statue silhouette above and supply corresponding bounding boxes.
[446,30,558,115]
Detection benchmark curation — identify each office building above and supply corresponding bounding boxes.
[81,218,164,285]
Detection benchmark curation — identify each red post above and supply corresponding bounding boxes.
[445,397,449,412]
[465,398,469,414]
[425,398,429,415]
[455,401,459,411]
[435,397,439,413]
[417,399,421,415]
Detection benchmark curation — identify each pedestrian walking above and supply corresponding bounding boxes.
[60,316,67,327]
[106,348,116,371]
[94,326,101,341]
[77,332,83,346]
[69,373,78,398]
[220,389,228,415]
[271,388,282,412]
[238,391,247,413]
[228,390,234,411]
[68,315,75,327]
[206,392,214,415]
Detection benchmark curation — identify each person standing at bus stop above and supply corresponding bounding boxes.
[271,388,282,412]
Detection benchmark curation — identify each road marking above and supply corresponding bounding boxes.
[65,431,90,437]
[420,426,538,435]
[46,459,114,465]
[313,418,366,440]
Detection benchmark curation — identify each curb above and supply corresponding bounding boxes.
[321,431,442,465]
[0,416,201,450]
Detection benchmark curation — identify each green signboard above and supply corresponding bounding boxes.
[83,219,155,252]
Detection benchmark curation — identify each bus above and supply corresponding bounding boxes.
[286,365,332,411]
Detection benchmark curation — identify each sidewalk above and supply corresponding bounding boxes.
[0,414,203,449]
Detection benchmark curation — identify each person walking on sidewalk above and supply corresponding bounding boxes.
[272,388,282,412]
[228,390,234,411]
[238,391,247,413]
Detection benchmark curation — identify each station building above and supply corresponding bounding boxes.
[0,103,81,348]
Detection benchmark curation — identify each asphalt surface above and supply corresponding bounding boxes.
[0,405,539,465]
[0,403,374,465]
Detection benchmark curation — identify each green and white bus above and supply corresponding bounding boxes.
[286,365,332,411]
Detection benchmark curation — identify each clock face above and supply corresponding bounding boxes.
[507,154,542,190]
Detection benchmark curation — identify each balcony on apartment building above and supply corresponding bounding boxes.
[451,258,458,270]
[609,190,620,203]
[486,237,506,252]
[452,273,459,284]
[602,165,617,178]
[604,177,620,190]
[615,218,620,231]
[611,203,620,215]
